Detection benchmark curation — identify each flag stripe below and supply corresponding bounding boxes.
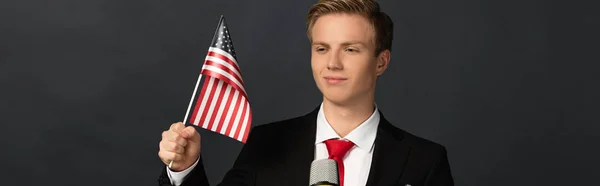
[230,96,246,139]
[206,51,242,78]
[203,80,224,129]
[241,109,252,142]
[194,77,215,125]
[216,86,235,133]
[198,77,218,127]
[236,102,250,141]
[209,47,240,69]
[206,80,227,131]
[203,59,243,88]
[201,64,245,94]
[227,95,244,138]
[190,75,209,124]
[210,85,231,131]
[201,66,247,98]
[220,90,239,134]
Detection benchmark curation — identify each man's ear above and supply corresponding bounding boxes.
[376,49,390,76]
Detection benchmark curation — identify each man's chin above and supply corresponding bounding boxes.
[322,94,351,105]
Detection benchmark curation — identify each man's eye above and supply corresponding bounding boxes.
[346,48,358,52]
[316,48,326,52]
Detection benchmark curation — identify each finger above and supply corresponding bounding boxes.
[158,150,184,162]
[162,130,187,147]
[159,140,185,154]
[169,122,185,133]
[180,126,197,139]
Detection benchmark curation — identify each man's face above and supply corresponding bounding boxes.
[310,13,388,105]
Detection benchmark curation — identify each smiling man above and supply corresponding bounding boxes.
[157,0,454,186]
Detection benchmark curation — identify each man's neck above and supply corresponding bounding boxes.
[322,96,376,138]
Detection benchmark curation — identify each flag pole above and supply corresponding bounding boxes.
[169,15,225,169]
[182,74,203,126]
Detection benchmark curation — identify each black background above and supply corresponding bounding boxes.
[1,0,598,185]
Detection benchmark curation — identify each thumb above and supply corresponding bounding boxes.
[180,126,198,139]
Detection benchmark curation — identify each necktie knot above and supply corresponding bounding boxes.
[324,139,355,159]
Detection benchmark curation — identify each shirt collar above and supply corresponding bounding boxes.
[315,103,380,151]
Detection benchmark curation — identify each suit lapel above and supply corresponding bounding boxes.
[282,107,318,186]
[365,114,411,186]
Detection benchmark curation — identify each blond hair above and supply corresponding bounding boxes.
[306,0,394,55]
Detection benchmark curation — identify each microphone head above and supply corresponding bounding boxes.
[309,159,339,186]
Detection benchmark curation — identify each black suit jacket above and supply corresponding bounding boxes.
[158,107,454,186]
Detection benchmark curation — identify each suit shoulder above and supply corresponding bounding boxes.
[400,130,449,165]
[384,122,447,154]
[404,131,446,152]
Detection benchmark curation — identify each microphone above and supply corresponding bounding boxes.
[309,159,339,186]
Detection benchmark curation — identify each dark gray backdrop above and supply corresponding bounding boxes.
[1,0,598,185]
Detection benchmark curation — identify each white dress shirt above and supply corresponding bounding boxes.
[167,103,380,186]
[314,104,380,186]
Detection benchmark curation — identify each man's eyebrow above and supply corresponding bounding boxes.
[312,41,367,47]
[311,42,329,47]
[340,41,367,46]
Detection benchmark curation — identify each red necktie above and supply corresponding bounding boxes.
[324,139,355,186]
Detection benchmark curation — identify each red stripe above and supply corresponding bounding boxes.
[206,81,227,130]
[216,86,235,133]
[208,51,241,74]
[241,109,252,143]
[201,69,248,100]
[234,101,249,140]
[198,77,219,126]
[192,48,253,142]
[203,60,244,87]
[190,76,211,125]
[224,92,243,136]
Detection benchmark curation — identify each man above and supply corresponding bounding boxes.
[157,0,454,185]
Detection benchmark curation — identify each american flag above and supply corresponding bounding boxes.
[183,16,252,142]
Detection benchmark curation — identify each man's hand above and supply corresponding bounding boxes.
[158,122,201,172]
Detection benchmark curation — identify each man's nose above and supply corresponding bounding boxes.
[327,50,343,70]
